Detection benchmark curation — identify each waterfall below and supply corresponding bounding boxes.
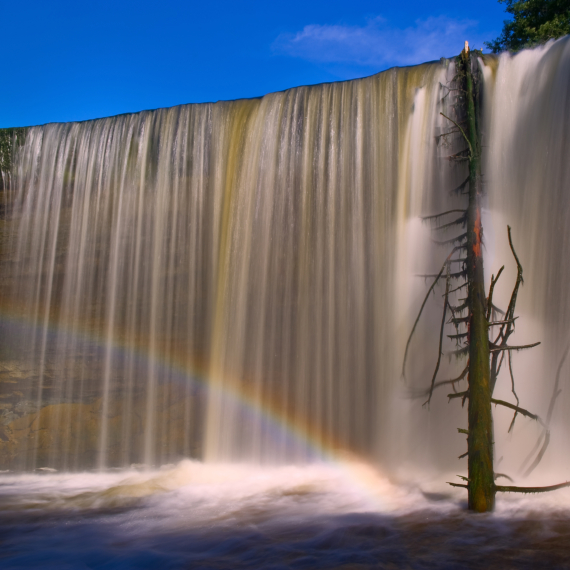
[0,37,568,475]
[483,36,570,478]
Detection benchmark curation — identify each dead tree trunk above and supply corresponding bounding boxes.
[403,42,570,512]
[462,47,495,512]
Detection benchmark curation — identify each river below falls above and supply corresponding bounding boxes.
[1,461,570,569]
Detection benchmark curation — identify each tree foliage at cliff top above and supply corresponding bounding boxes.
[0,128,27,174]
[486,0,570,52]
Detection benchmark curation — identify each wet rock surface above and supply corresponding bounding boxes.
[0,360,203,470]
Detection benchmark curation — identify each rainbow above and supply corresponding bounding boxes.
[0,298,357,464]
[0,301,397,504]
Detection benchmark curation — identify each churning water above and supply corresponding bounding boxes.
[3,462,570,569]
[1,37,570,568]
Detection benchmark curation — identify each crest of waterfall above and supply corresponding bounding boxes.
[1,62,453,471]
[1,38,568,475]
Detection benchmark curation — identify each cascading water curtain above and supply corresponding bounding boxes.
[482,37,570,480]
[1,61,454,471]
[5,38,569,477]
[5,36,568,476]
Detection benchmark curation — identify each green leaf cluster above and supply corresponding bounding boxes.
[0,128,28,174]
[486,0,570,52]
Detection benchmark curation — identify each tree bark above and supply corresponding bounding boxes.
[463,48,495,512]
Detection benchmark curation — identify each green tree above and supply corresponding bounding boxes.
[486,0,570,52]
[0,128,27,191]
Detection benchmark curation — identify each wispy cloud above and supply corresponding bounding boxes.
[273,16,483,69]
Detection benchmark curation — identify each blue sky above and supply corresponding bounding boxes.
[1,0,508,127]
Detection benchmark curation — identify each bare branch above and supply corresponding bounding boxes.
[523,431,551,478]
[490,342,541,353]
[494,226,525,348]
[508,225,524,286]
[421,209,465,222]
[446,153,470,162]
[417,269,467,280]
[402,252,455,379]
[448,391,468,400]
[491,303,506,316]
[486,266,505,321]
[546,344,569,425]
[440,112,473,156]
[432,216,467,232]
[494,473,514,482]
[447,332,468,341]
[439,82,467,94]
[520,431,547,474]
[449,346,469,358]
[424,270,451,406]
[488,317,518,327]
[523,345,569,476]
[449,282,468,294]
[491,398,543,425]
[417,366,468,397]
[447,393,542,426]
[507,351,520,433]
[436,126,460,136]
[432,232,468,246]
[495,480,570,494]
[449,300,468,313]
[496,351,506,381]
[449,176,469,196]
[491,341,505,395]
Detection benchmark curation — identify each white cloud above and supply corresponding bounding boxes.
[273,16,483,69]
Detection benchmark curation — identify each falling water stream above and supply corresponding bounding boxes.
[1,60,452,471]
[1,38,569,568]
